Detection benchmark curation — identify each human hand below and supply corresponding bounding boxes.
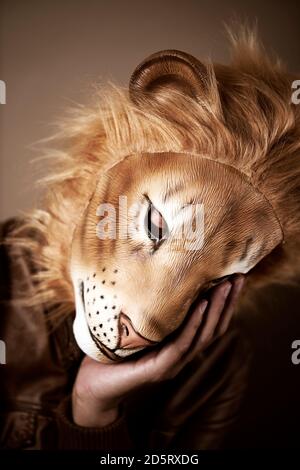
[72,275,245,428]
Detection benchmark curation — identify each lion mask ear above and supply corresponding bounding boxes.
[129,49,215,105]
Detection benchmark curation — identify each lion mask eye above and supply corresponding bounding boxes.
[145,203,169,245]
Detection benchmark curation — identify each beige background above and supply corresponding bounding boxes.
[1,0,300,219]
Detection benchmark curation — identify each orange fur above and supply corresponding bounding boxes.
[6,28,300,323]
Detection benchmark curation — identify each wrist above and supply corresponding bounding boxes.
[72,391,120,428]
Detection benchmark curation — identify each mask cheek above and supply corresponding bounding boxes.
[72,281,108,362]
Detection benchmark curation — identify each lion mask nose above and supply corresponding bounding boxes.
[119,312,157,349]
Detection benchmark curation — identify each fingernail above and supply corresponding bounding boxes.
[199,300,208,313]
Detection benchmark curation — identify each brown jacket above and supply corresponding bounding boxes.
[0,218,251,450]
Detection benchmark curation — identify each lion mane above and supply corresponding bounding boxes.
[7,27,300,324]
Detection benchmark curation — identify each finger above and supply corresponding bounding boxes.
[188,276,245,361]
[197,281,232,345]
[140,299,208,380]
[156,298,208,365]
[217,275,245,336]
